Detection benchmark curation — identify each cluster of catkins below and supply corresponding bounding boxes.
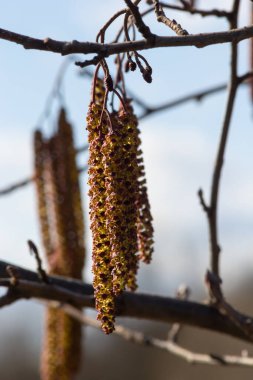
[34,109,85,380]
[87,78,154,334]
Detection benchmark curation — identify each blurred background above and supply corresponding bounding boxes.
[1,0,253,378]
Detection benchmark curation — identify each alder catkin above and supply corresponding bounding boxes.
[87,75,154,333]
[119,101,154,265]
[87,99,116,334]
[102,112,139,293]
[34,131,52,257]
[35,109,85,379]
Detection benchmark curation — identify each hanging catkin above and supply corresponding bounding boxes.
[87,80,116,334]
[34,131,52,257]
[87,74,154,333]
[102,111,139,293]
[124,101,154,264]
[34,109,85,380]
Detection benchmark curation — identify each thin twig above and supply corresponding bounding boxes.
[159,2,231,19]
[96,9,127,43]
[125,3,231,53]
[168,284,191,342]
[36,56,77,128]
[27,240,49,284]
[50,302,253,367]
[197,188,209,214]
[75,55,104,68]
[0,176,35,196]
[0,164,87,197]
[153,0,189,35]
[207,0,240,277]
[206,270,253,341]
[124,0,155,40]
[139,83,227,119]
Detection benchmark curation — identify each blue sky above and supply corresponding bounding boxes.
[0,0,253,298]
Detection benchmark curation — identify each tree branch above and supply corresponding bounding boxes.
[207,0,240,277]
[158,3,231,19]
[153,0,189,36]
[0,259,253,343]
[50,302,253,367]
[0,26,253,59]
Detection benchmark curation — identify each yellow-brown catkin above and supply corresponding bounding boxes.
[87,100,115,334]
[35,109,85,380]
[41,308,62,380]
[102,112,139,293]
[87,76,154,332]
[50,109,85,278]
[34,131,52,257]
[122,102,154,264]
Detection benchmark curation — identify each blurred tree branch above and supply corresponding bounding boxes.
[1,259,253,344]
[48,302,253,367]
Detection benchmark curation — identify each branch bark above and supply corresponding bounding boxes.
[206,0,240,277]
[0,26,253,58]
[50,303,253,367]
[1,259,253,344]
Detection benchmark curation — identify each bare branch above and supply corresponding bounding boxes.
[51,303,253,367]
[153,1,189,35]
[0,163,87,197]
[0,259,253,343]
[206,270,253,341]
[197,188,210,214]
[27,240,49,284]
[158,3,231,19]
[168,284,190,342]
[139,82,228,119]
[1,26,253,59]
[124,0,155,40]
[207,0,240,277]
[0,289,20,308]
[0,175,35,196]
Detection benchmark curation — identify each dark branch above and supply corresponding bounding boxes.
[0,259,253,343]
[158,3,231,19]
[153,1,189,35]
[207,0,240,277]
[54,303,253,367]
[1,26,253,59]
[124,0,155,40]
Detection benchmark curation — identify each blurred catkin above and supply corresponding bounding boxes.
[34,109,85,380]
[34,131,52,257]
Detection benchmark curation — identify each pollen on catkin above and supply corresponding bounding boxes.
[102,111,140,293]
[34,130,53,258]
[87,74,154,333]
[122,101,154,264]
[87,100,116,334]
